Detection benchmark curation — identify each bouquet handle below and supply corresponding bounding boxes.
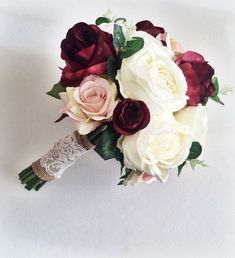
[18,131,93,191]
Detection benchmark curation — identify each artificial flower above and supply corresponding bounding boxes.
[60,23,117,86]
[113,98,150,136]
[176,51,215,106]
[60,75,117,134]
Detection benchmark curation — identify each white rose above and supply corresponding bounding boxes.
[174,105,208,147]
[118,114,193,182]
[116,31,188,113]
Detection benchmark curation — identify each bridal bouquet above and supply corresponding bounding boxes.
[19,12,226,191]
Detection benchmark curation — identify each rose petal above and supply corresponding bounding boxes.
[136,20,165,37]
[75,120,101,135]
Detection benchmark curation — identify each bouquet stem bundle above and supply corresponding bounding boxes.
[19,166,46,191]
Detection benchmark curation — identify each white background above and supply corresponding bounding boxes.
[0,0,235,257]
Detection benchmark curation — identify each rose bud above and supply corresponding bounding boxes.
[136,20,165,38]
[113,99,150,136]
[176,51,215,106]
[60,22,117,86]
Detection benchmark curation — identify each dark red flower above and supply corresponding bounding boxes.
[113,99,150,136]
[176,51,215,106]
[60,22,116,86]
[136,20,165,38]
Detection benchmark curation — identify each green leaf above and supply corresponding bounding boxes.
[120,159,125,174]
[177,142,205,176]
[118,168,132,185]
[188,142,202,160]
[210,95,224,105]
[87,123,107,144]
[107,56,118,81]
[54,113,68,123]
[121,37,144,58]
[113,24,126,49]
[114,17,126,23]
[178,161,186,176]
[95,17,111,26]
[117,180,124,185]
[46,82,66,99]
[201,97,209,106]
[212,76,219,96]
[93,124,124,162]
[189,159,208,170]
[210,76,224,105]
[120,168,132,179]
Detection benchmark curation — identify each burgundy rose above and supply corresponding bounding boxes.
[113,99,150,136]
[176,51,215,106]
[60,22,116,86]
[136,20,165,38]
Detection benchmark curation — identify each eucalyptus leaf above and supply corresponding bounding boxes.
[121,37,144,58]
[114,17,126,23]
[46,82,66,99]
[95,17,111,26]
[113,24,125,49]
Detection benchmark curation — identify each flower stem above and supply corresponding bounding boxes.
[35,181,47,191]
[18,166,47,191]
[21,172,36,184]
[18,166,32,178]
[25,177,41,191]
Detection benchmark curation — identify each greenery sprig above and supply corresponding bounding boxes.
[178,141,203,176]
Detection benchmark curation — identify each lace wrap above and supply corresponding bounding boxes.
[32,131,93,181]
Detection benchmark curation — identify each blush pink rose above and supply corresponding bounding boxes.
[170,38,185,59]
[122,171,157,186]
[159,33,185,58]
[142,172,156,183]
[60,75,118,134]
